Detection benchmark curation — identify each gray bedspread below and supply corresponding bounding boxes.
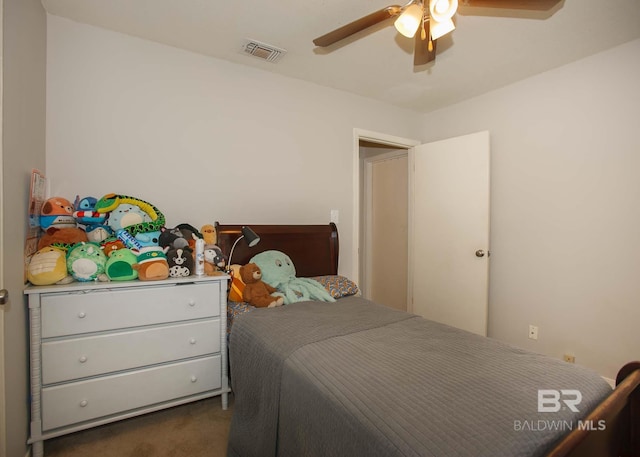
[227,297,612,457]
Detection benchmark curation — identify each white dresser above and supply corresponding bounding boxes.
[24,275,230,457]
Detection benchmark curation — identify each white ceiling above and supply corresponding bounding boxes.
[41,0,640,113]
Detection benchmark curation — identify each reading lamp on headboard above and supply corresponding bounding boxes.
[225,226,260,274]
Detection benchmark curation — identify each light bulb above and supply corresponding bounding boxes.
[394,3,424,38]
[430,18,455,40]
[429,0,458,22]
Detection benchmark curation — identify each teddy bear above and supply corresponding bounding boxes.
[240,263,284,308]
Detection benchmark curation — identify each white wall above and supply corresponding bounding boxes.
[420,39,640,379]
[46,15,421,277]
[46,15,639,379]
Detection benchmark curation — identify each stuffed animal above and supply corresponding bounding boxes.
[175,224,202,249]
[240,263,284,308]
[159,224,202,250]
[134,229,161,247]
[66,242,108,282]
[251,250,335,305]
[159,227,190,250]
[85,224,113,243]
[167,246,194,277]
[40,197,76,230]
[73,196,107,228]
[95,193,165,236]
[105,248,139,281]
[203,244,226,275]
[38,227,88,251]
[105,203,152,232]
[101,239,126,257]
[132,246,169,281]
[228,264,245,302]
[201,224,217,245]
[27,246,73,285]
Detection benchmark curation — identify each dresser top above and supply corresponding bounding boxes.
[24,274,229,295]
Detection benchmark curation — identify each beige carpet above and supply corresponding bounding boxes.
[44,395,233,457]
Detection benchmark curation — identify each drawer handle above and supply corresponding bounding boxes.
[79,356,88,363]
[79,400,88,407]
[191,376,198,383]
[188,300,196,307]
[78,312,86,319]
[189,338,197,345]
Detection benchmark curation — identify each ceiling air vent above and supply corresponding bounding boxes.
[242,39,287,63]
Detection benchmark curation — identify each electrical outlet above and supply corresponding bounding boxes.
[528,325,538,340]
[563,354,576,363]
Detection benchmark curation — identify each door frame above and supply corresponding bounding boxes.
[362,149,408,300]
[352,129,419,296]
[0,0,6,453]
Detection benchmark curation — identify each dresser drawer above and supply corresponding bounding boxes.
[42,319,221,384]
[41,281,220,337]
[42,355,222,431]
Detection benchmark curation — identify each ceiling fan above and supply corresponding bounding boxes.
[313,0,562,65]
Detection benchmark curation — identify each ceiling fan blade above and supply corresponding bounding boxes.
[313,5,402,47]
[459,0,562,10]
[414,21,437,66]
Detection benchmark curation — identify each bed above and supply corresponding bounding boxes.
[215,223,640,457]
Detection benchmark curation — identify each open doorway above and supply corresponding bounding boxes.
[354,129,419,312]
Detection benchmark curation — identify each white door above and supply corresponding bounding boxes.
[409,131,490,336]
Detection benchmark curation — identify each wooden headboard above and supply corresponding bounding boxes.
[214,223,339,277]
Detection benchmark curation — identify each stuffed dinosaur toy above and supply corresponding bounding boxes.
[66,242,109,282]
[250,250,335,305]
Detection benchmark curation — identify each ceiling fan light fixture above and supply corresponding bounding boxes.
[429,0,458,22]
[394,3,424,38]
[430,17,455,40]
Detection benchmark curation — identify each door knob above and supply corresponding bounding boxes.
[475,250,485,258]
[0,289,8,305]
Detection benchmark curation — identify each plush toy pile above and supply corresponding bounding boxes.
[27,193,228,286]
[227,251,336,308]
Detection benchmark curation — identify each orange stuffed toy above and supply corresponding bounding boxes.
[240,263,284,308]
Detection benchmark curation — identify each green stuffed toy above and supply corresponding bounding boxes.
[95,193,165,236]
[250,250,335,305]
[66,242,108,282]
[133,246,169,281]
[105,248,139,281]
